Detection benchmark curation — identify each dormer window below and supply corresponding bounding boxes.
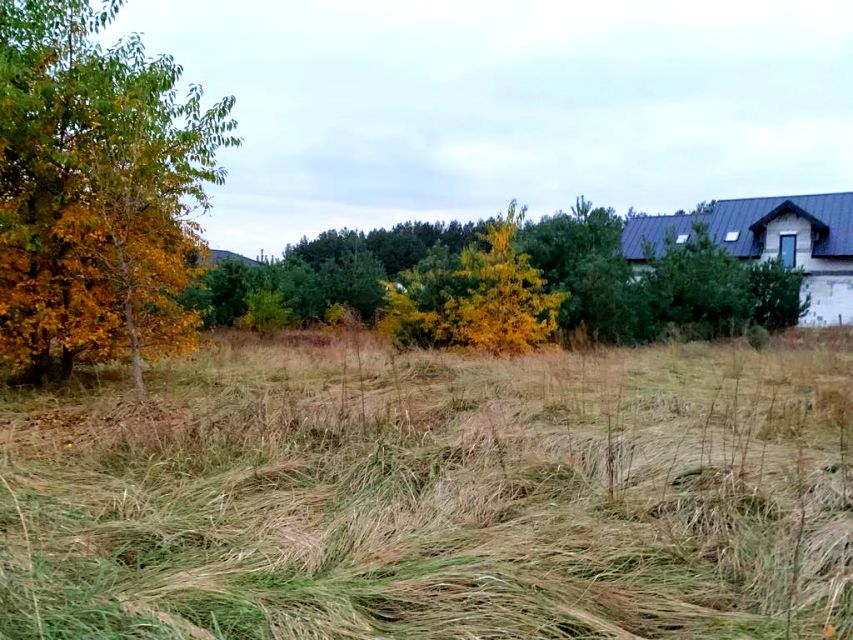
[724,231,740,242]
[675,234,689,244]
[780,233,796,269]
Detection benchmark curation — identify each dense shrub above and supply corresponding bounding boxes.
[190,247,386,329]
[749,258,809,330]
[243,290,290,334]
[746,324,771,350]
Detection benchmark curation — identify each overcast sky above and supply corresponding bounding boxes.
[107,0,853,259]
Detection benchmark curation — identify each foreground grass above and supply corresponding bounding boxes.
[0,331,850,639]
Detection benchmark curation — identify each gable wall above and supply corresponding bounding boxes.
[758,213,852,324]
[761,212,812,265]
[760,212,853,272]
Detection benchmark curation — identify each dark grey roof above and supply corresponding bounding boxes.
[622,191,853,260]
[208,249,261,267]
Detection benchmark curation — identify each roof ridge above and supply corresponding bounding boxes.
[624,212,714,221]
[716,190,853,203]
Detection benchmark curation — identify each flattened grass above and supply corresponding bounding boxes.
[1,331,850,638]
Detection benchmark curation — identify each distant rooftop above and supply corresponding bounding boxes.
[622,191,853,260]
[207,249,261,267]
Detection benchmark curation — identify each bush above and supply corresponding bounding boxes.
[324,302,350,328]
[746,324,771,351]
[749,259,809,331]
[242,290,290,334]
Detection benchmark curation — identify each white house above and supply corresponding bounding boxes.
[621,192,853,326]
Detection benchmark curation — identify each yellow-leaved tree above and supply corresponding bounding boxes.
[446,202,565,353]
[381,201,566,353]
[0,2,239,392]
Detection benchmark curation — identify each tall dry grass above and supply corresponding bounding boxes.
[0,329,850,639]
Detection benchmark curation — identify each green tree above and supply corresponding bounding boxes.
[522,197,638,343]
[405,245,470,312]
[378,245,471,348]
[748,258,809,330]
[248,255,326,324]
[319,249,387,322]
[366,223,431,276]
[208,259,252,327]
[290,229,366,270]
[642,222,751,339]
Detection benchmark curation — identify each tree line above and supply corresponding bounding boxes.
[186,197,807,351]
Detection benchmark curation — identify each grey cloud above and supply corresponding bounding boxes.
[106,1,853,257]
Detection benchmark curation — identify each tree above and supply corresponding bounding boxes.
[0,1,239,389]
[521,198,638,343]
[0,0,119,383]
[318,248,387,322]
[290,229,366,270]
[690,200,717,215]
[244,255,326,325]
[204,259,252,327]
[446,202,565,352]
[378,245,468,348]
[271,256,327,323]
[641,222,751,340]
[441,219,492,254]
[381,201,565,353]
[749,258,809,330]
[366,222,431,277]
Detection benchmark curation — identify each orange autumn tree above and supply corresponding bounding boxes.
[0,1,239,387]
[0,1,117,383]
[381,201,566,353]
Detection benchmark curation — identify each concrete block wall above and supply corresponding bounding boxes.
[800,275,853,326]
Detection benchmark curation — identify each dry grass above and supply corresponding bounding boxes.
[0,329,851,639]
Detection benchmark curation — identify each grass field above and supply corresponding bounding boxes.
[1,330,851,639]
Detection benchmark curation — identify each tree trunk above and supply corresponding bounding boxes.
[110,224,146,400]
[123,290,146,400]
[59,346,74,381]
[12,346,51,386]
